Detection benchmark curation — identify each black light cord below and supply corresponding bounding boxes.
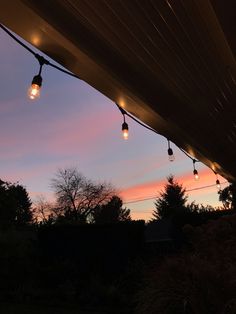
[115,88,225,184]
[167,139,171,149]
[0,23,36,56]
[179,147,200,163]
[48,61,81,79]
[116,104,199,163]
[116,103,158,134]
[1,23,163,137]
[125,111,158,134]
[0,23,81,80]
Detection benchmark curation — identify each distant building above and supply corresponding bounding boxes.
[145,219,175,254]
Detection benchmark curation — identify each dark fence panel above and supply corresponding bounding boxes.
[38,221,145,276]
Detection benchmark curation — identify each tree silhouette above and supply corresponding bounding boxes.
[0,179,32,225]
[186,202,215,213]
[92,195,131,223]
[153,175,188,220]
[51,167,115,223]
[219,183,236,210]
[33,195,56,225]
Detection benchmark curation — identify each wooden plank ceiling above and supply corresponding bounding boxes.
[0,0,236,181]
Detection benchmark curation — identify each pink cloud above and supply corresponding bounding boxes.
[29,190,54,202]
[120,179,166,202]
[1,162,58,183]
[0,99,119,161]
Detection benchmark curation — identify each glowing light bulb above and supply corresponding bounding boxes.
[216,179,221,189]
[193,169,199,180]
[122,122,129,140]
[28,74,42,100]
[168,148,175,162]
[28,84,40,99]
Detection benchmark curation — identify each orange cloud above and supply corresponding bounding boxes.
[120,179,166,202]
[120,167,227,204]
[122,168,227,222]
[131,210,153,221]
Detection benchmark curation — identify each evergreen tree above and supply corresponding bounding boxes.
[0,179,32,225]
[153,175,188,220]
[92,196,131,223]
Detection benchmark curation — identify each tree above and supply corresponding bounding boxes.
[219,183,236,210]
[186,201,215,213]
[0,179,32,225]
[152,175,188,220]
[92,195,131,224]
[51,167,115,223]
[33,195,57,225]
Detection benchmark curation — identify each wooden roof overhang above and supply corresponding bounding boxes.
[1,0,236,181]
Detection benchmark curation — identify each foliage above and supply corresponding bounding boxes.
[92,196,131,224]
[50,167,115,223]
[0,220,144,310]
[219,183,236,210]
[186,201,215,213]
[152,175,188,220]
[135,214,236,314]
[0,179,32,226]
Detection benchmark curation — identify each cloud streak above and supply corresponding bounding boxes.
[120,168,225,204]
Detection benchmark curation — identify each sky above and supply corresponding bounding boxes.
[0,28,227,221]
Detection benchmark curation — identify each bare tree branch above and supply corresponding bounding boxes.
[50,167,116,222]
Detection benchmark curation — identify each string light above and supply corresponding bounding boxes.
[211,169,221,190]
[122,118,129,140]
[116,104,129,140]
[216,179,221,189]
[214,172,221,190]
[28,73,42,100]
[193,160,199,180]
[0,23,228,192]
[28,55,48,100]
[0,23,81,94]
[167,140,174,162]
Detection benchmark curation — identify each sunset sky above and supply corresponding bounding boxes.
[0,28,227,221]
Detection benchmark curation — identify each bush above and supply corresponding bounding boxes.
[135,214,236,314]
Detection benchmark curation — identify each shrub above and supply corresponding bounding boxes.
[135,215,236,314]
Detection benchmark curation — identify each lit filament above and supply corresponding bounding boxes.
[28,84,41,100]
[122,122,129,140]
[123,129,129,140]
[193,169,199,180]
[216,179,221,189]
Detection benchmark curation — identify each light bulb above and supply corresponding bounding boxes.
[193,169,199,180]
[28,74,42,100]
[168,148,175,162]
[28,84,40,100]
[216,179,221,189]
[122,122,129,140]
